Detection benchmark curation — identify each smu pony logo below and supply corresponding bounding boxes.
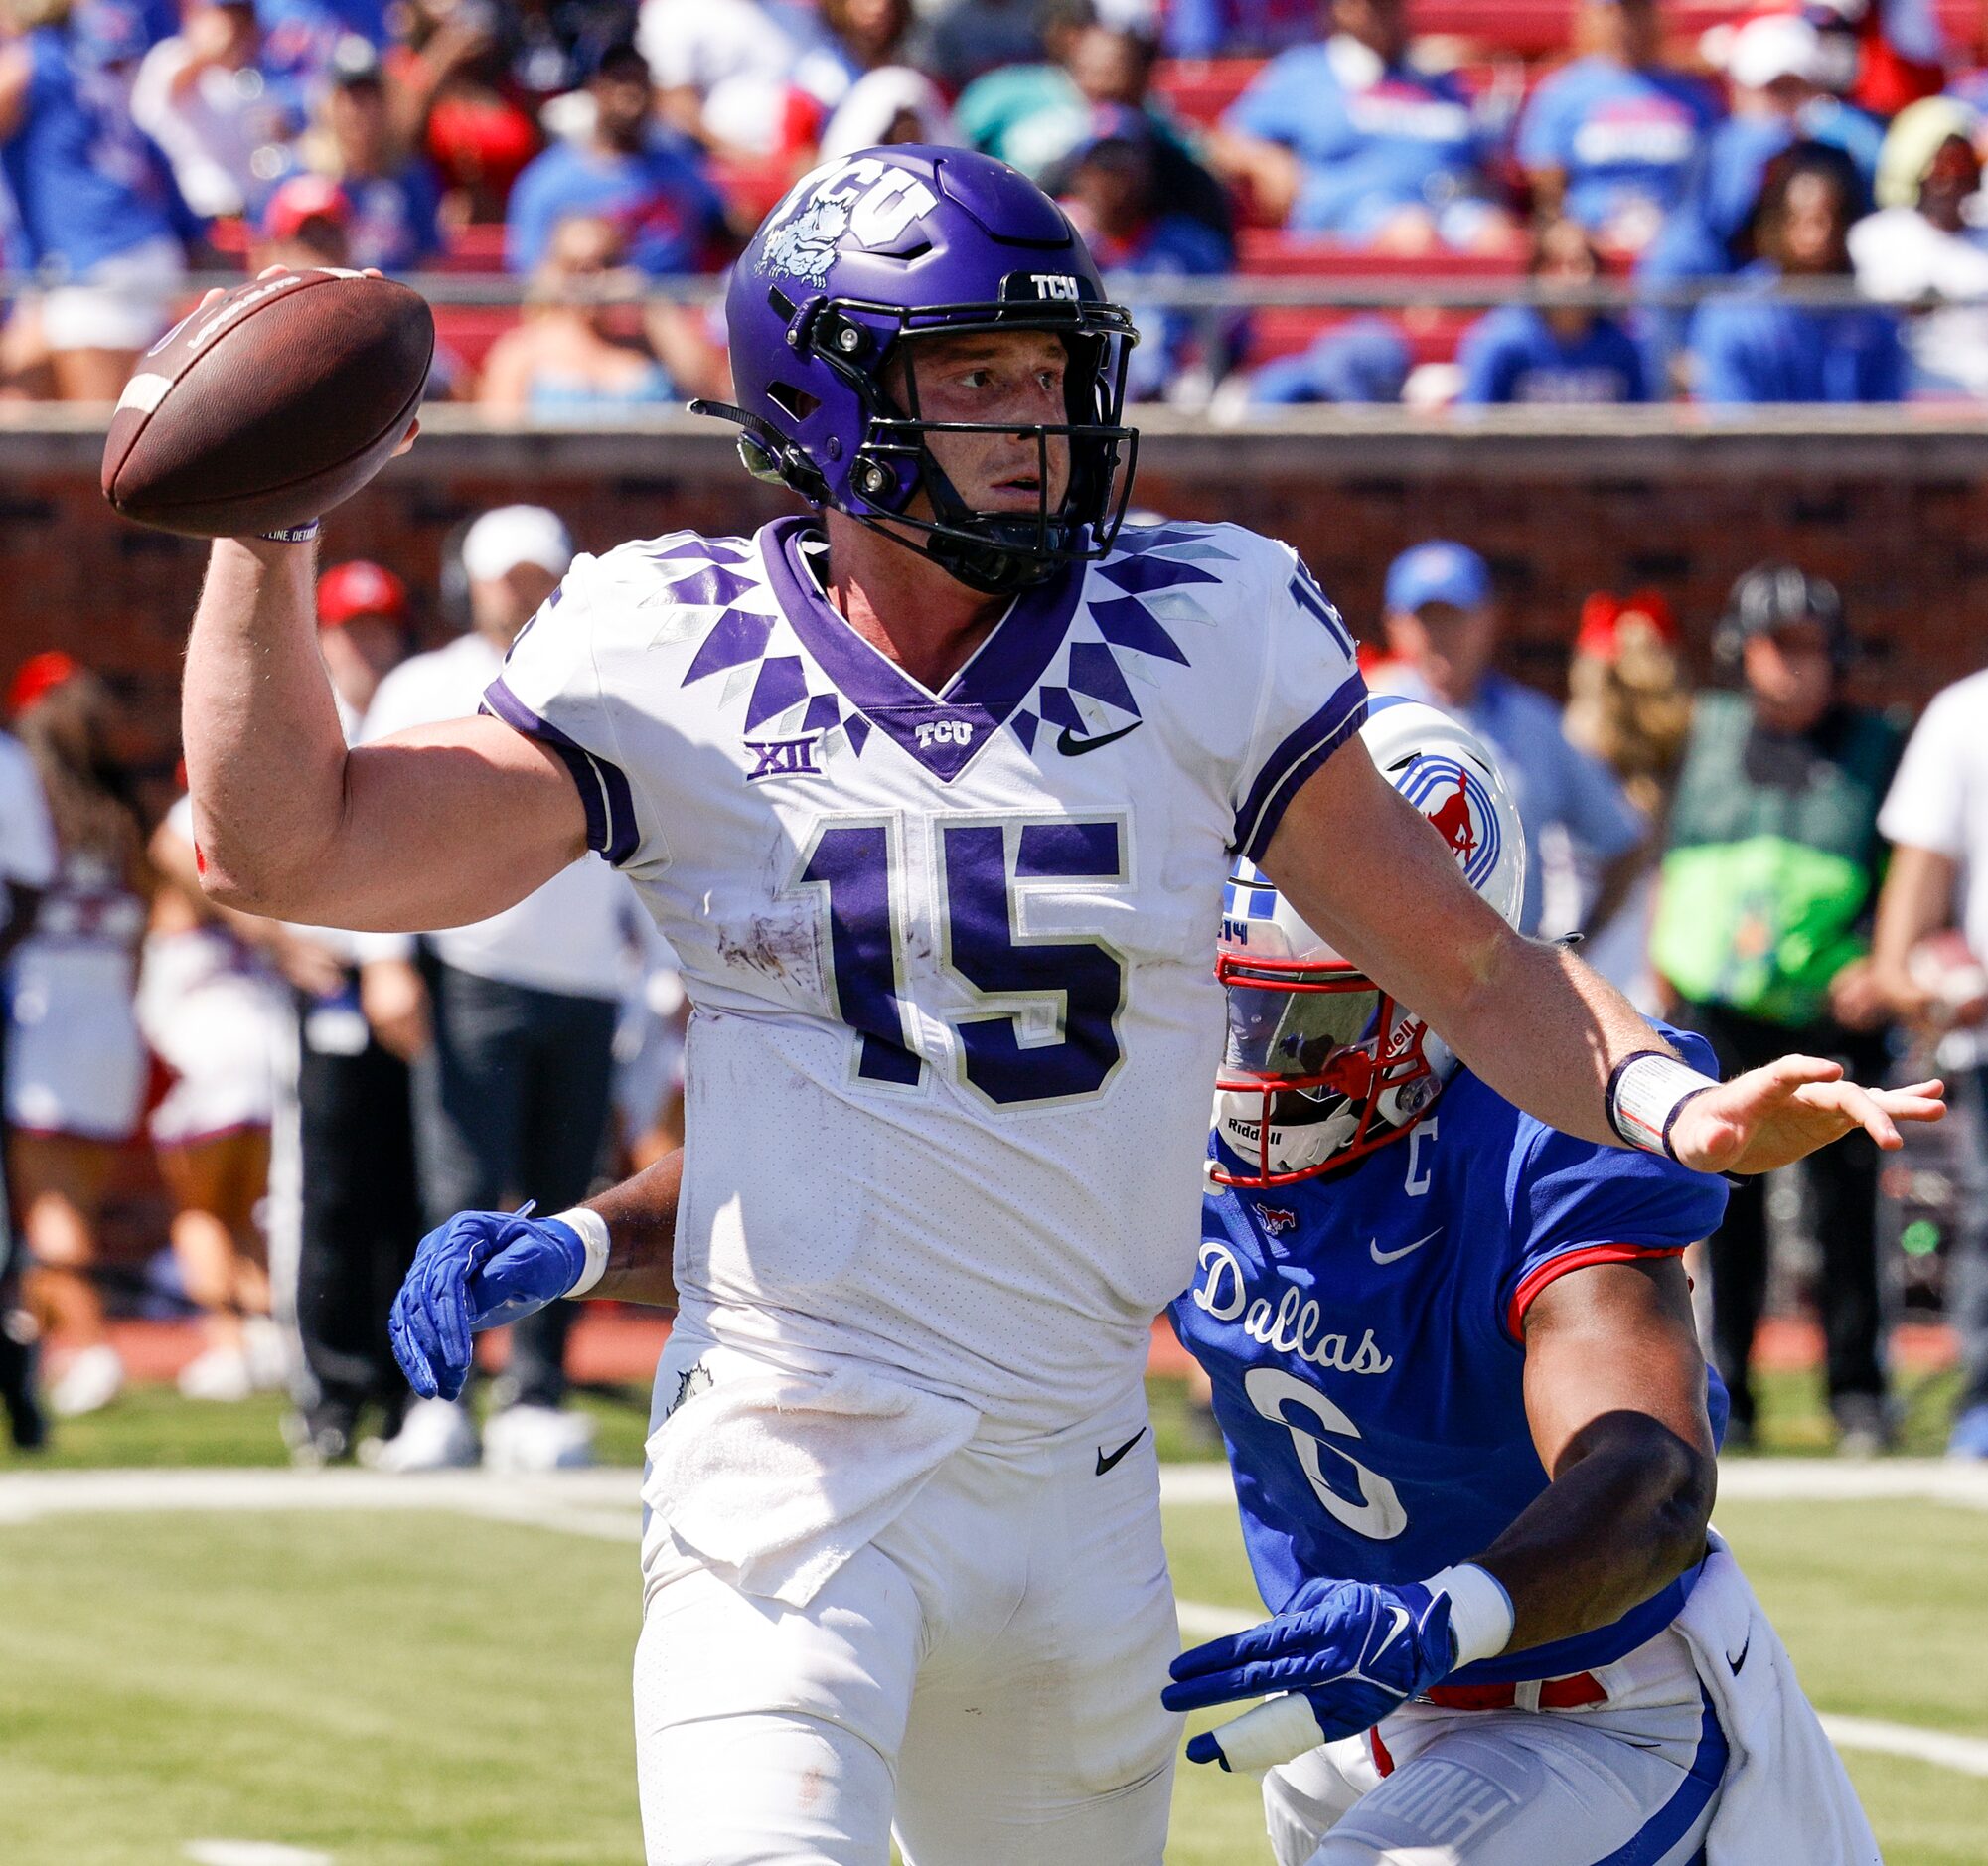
[1253,1204,1299,1235]
[1397,755,1502,889]
[759,158,940,287]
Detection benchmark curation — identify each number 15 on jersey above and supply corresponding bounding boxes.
[792,813,1132,1111]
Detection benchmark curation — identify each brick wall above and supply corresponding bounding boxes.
[16,412,1987,781]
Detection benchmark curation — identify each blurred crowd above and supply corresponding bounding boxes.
[2,514,1988,1467]
[7,0,1988,406]
[0,504,688,1470]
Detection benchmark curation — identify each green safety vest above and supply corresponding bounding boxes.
[1652,691,1903,1029]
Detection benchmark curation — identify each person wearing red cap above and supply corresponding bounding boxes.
[315,557,408,727]
[4,658,148,1422]
[282,560,421,1463]
[254,170,354,269]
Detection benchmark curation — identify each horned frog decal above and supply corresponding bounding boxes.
[759,193,852,287]
[756,158,940,286]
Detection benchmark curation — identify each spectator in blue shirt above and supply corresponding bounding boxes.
[1052,110,1234,400]
[255,0,381,86]
[1517,0,1719,253]
[1457,216,1649,403]
[506,36,724,276]
[1690,141,1906,405]
[1212,0,1516,251]
[0,0,200,400]
[1637,14,1878,389]
[1372,541,1650,939]
[292,35,442,272]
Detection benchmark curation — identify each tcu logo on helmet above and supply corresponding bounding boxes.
[914,718,973,750]
[1396,755,1503,889]
[758,159,940,286]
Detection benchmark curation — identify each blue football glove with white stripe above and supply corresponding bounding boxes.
[1164,1578,1456,1771]
[388,1207,586,1402]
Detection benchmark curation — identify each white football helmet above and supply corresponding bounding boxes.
[1212,698,1527,1187]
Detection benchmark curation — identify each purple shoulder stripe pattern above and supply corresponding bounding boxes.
[482,678,640,867]
[1232,674,1370,862]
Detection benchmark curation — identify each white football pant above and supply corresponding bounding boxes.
[1263,1623,1726,1866]
[633,1382,1178,1865]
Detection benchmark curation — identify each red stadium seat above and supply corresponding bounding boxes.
[1152,57,1267,126]
[434,223,509,274]
[1227,237,1525,368]
[431,303,522,372]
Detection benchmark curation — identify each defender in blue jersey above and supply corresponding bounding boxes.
[1165,700,1881,1865]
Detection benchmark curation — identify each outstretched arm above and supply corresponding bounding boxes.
[1259,739,1943,1173]
[184,537,589,930]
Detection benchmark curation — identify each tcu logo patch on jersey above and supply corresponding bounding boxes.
[914,718,974,751]
[1396,755,1504,890]
[759,158,940,286]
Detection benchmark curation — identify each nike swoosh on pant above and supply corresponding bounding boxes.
[1096,1427,1147,1475]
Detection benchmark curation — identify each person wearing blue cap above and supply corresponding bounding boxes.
[1375,541,1649,941]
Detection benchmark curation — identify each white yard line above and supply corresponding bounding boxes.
[1160,1459,1988,1512]
[7,1464,1987,1784]
[0,1466,644,1540]
[1816,1716,1988,1778]
[184,1842,335,1866]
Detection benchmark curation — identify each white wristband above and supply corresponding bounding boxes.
[552,1206,611,1299]
[1425,1563,1515,1667]
[1606,1051,1718,1161]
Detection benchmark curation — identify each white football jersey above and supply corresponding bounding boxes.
[494,516,1365,1433]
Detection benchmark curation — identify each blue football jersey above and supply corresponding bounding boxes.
[1169,1023,1730,1684]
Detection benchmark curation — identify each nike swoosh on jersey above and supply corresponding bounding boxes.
[1095,1426,1147,1475]
[1369,1228,1442,1266]
[1728,1635,1751,1675]
[1058,720,1144,757]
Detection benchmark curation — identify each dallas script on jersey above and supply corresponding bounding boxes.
[1189,1241,1396,1375]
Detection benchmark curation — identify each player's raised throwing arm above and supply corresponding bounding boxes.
[1260,737,1944,1174]
[184,536,589,930]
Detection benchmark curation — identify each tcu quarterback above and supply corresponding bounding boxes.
[1163,700,1881,1865]
[186,149,1934,1862]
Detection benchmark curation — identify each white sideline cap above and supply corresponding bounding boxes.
[462,505,574,583]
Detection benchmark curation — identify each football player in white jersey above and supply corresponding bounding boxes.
[182,148,1939,1864]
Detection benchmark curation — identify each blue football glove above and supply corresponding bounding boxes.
[388,1207,587,1402]
[1164,1578,1456,1772]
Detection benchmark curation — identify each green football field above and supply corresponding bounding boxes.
[4,1393,1987,1865]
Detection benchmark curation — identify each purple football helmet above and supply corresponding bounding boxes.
[692,146,1141,596]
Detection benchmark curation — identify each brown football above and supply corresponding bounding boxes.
[101,269,434,539]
